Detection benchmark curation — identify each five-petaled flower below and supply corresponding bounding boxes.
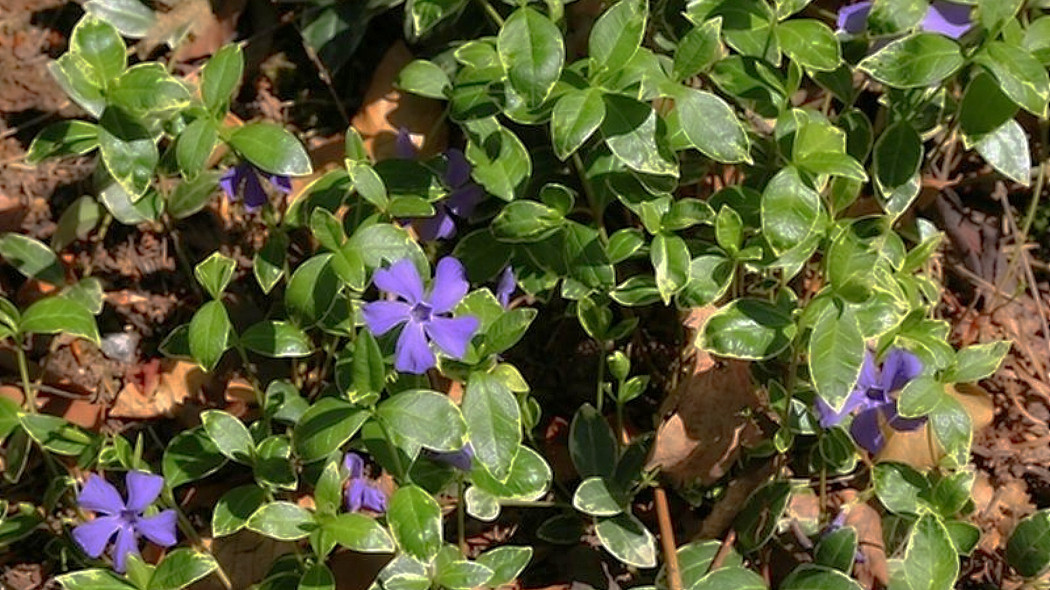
[71,471,177,573]
[343,452,387,513]
[816,348,926,454]
[219,161,292,211]
[362,257,480,374]
[394,128,485,241]
[837,1,972,39]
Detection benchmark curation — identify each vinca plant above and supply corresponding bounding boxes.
[3,0,1049,588]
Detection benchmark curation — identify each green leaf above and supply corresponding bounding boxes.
[49,197,99,253]
[465,486,500,521]
[71,17,126,83]
[26,120,98,164]
[601,94,677,177]
[228,122,312,177]
[761,166,821,254]
[1008,509,1050,577]
[247,501,315,541]
[313,459,344,516]
[350,223,427,271]
[21,414,97,456]
[595,513,657,568]
[254,437,297,493]
[434,550,494,590]
[808,304,865,412]
[975,42,1050,117]
[867,0,926,36]
[212,484,266,537]
[253,231,288,294]
[241,321,312,358]
[188,301,231,372]
[674,87,751,164]
[201,44,244,114]
[167,170,219,220]
[285,254,340,325]
[977,0,1021,34]
[589,0,646,74]
[1024,16,1050,65]
[815,528,858,573]
[476,546,532,587]
[0,397,20,440]
[898,376,945,418]
[462,118,531,201]
[959,72,1018,142]
[889,513,958,590]
[98,107,158,200]
[293,397,368,462]
[491,201,565,243]
[377,390,467,452]
[734,481,791,552]
[0,233,66,284]
[562,221,616,290]
[397,59,450,99]
[673,17,723,80]
[781,564,861,590]
[56,569,137,590]
[700,299,796,360]
[551,88,605,161]
[945,341,1009,383]
[874,121,923,192]
[858,33,963,88]
[194,251,236,299]
[471,445,551,501]
[109,63,191,116]
[201,409,254,464]
[651,233,690,304]
[148,549,217,590]
[82,0,154,37]
[20,296,100,343]
[715,206,743,254]
[464,372,521,482]
[163,427,227,488]
[677,255,733,307]
[874,462,928,515]
[388,486,442,561]
[323,512,395,553]
[975,119,1031,186]
[49,54,105,117]
[691,567,766,590]
[930,394,972,467]
[573,476,622,516]
[930,471,974,517]
[176,118,218,179]
[569,404,618,479]
[775,19,840,72]
[483,308,536,355]
[298,564,334,590]
[498,7,564,106]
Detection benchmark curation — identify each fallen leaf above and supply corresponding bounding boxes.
[697,460,775,538]
[840,496,889,589]
[110,360,203,419]
[350,41,448,161]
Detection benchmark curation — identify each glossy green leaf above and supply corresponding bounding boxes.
[573,476,622,516]
[673,18,723,80]
[212,484,266,537]
[293,397,368,462]
[83,0,155,37]
[149,549,218,590]
[975,119,1030,186]
[889,513,958,590]
[397,59,450,99]
[163,427,226,488]
[491,201,565,242]
[388,486,442,561]
[601,94,677,177]
[595,513,657,568]
[674,87,751,164]
[761,166,821,254]
[21,414,97,456]
[228,122,312,177]
[651,232,690,304]
[471,445,551,501]
[20,296,100,344]
[464,372,521,482]
[71,17,126,83]
[26,120,99,164]
[109,63,191,116]
[975,42,1049,117]
[253,231,289,294]
[589,0,646,73]
[202,44,244,114]
[188,301,231,372]
[498,7,564,106]
[49,54,105,117]
[808,304,865,412]
[776,19,840,72]
[858,33,963,88]
[874,462,928,515]
[780,565,861,590]
[867,0,926,36]
[477,546,532,587]
[194,251,236,299]
[201,409,254,464]
[176,118,218,179]
[241,321,312,358]
[0,233,66,284]
[930,394,972,468]
[377,389,467,452]
[874,121,922,192]
[945,341,1009,383]
[298,564,334,590]
[55,569,137,590]
[247,501,315,540]
[569,404,618,479]
[1007,510,1050,577]
[285,254,340,325]
[323,512,395,553]
[98,107,158,200]
[815,527,858,573]
[551,87,605,161]
[700,299,796,360]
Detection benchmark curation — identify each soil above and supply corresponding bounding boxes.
[1,0,1050,589]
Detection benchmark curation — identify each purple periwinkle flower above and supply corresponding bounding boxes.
[393,128,485,242]
[343,453,387,513]
[362,257,480,374]
[496,267,516,309]
[426,444,475,471]
[71,471,177,573]
[815,348,926,454]
[836,1,972,39]
[219,162,292,210]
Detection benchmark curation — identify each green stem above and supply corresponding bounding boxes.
[573,153,608,245]
[457,478,467,556]
[15,338,35,413]
[162,487,233,590]
[233,342,266,409]
[595,342,607,413]
[474,0,504,27]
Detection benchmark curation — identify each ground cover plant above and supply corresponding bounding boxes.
[1,0,1049,588]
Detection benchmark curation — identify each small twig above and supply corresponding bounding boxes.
[708,529,737,572]
[654,487,682,590]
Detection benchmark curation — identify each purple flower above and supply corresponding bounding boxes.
[362,257,480,374]
[426,444,475,471]
[343,453,387,513]
[71,471,177,573]
[816,348,926,454]
[496,267,516,309]
[219,162,292,210]
[836,1,972,39]
[393,128,485,242]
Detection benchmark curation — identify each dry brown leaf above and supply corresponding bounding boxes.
[973,472,1034,552]
[696,460,775,539]
[842,499,889,589]
[137,0,244,61]
[647,359,764,487]
[190,531,295,590]
[110,360,202,419]
[350,41,448,161]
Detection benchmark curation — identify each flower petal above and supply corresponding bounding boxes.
[219,163,248,201]
[445,149,471,186]
[424,316,479,360]
[124,471,164,513]
[267,174,292,194]
[815,387,872,428]
[362,301,411,336]
[110,524,140,574]
[884,404,927,432]
[343,452,365,479]
[345,478,367,512]
[373,259,424,304]
[428,445,474,471]
[496,267,516,309]
[445,184,484,219]
[922,1,972,39]
[72,515,122,558]
[361,484,388,513]
[395,127,418,159]
[242,167,269,210]
[881,348,923,393]
[413,209,457,242]
[850,407,886,454]
[837,1,872,34]
[857,350,880,391]
[428,257,470,314]
[78,474,125,515]
[395,321,436,374]
[135,510,177,547]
